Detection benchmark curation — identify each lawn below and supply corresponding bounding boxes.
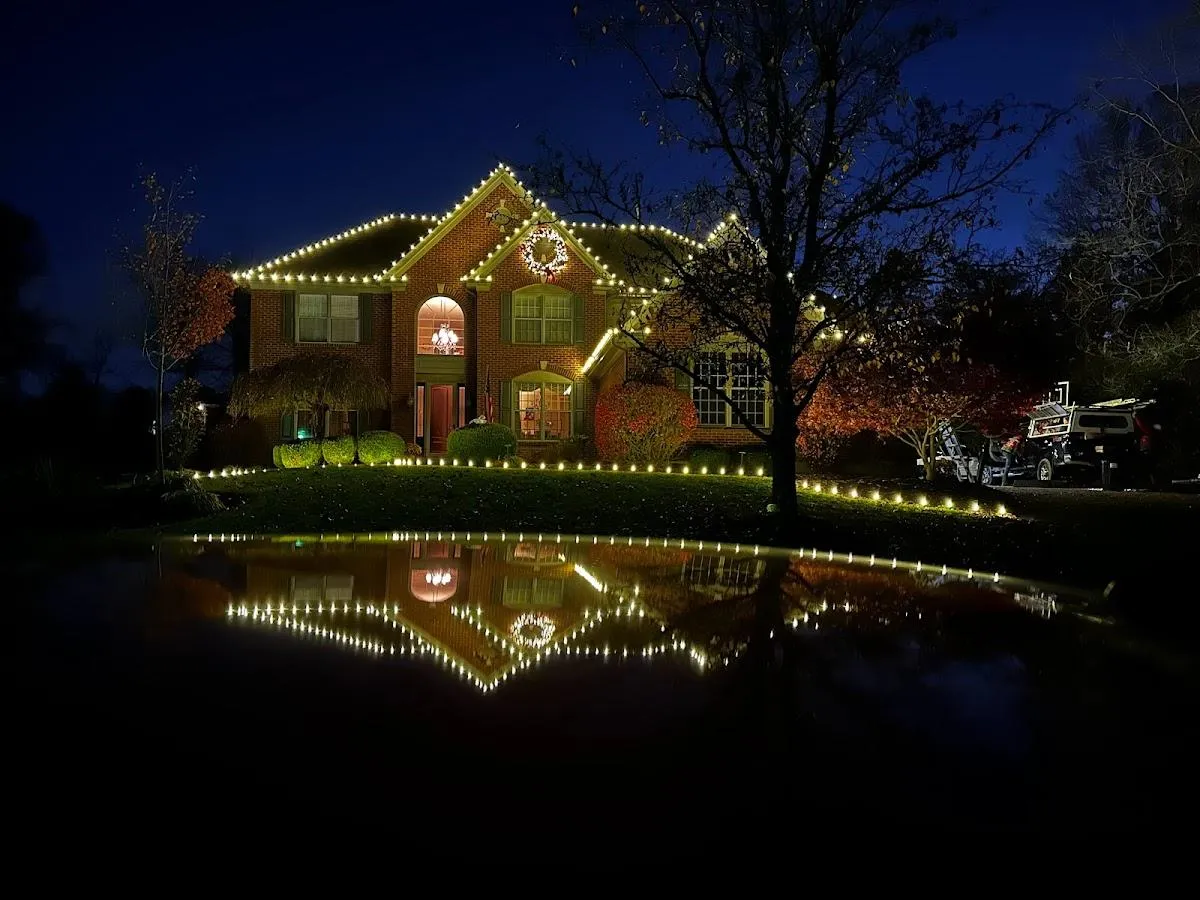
[177,465,1066,580]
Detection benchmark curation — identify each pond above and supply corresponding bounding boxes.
[17,531,1197,835]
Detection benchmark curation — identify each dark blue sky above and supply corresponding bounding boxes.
[2,0,1183,382]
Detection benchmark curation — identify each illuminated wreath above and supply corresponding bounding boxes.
[510,612,556,649]
[520,226,568,282]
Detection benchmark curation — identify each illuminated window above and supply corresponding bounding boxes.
[298,293,360,343]
[510,542,563,564]
[417,296,465,355]
[682,555,764,598]
[290,574,355,605]
[285,409,358,439]
[502,577,564,607]
[690,349,769,427]
[513,287,574,345]
[516,381,571,440]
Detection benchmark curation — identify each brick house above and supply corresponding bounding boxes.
[235,165,771,458]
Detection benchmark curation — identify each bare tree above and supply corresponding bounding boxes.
[532,0,1062,519]
[1045,3,1200,394]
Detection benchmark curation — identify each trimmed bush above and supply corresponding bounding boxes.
[272,444,284,469]
[595,382,698,462]
[357,430,407,465]
[446,422,516,462]
[321,435,356,465]
[278,440,321,469]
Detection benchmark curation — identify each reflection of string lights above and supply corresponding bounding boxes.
[510,612,556,649]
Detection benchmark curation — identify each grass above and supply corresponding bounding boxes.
[174,465,1067,579]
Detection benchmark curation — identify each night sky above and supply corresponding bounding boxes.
[2,0,1183,384]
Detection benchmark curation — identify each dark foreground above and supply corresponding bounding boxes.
[15,532,1198,839]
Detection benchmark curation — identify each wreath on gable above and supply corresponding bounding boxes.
[520,226,568,282]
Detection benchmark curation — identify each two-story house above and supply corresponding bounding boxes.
[236,165,771,457]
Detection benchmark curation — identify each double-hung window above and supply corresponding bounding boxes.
[690,349,769,427]
[514,291,573,344]
[515,381,571,440]
[298,293,360,343]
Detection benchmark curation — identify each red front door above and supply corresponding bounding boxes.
[429,384,453,454]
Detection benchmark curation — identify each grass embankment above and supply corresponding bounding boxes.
[173,466,1083,580]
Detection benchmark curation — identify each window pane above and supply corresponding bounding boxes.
[514,294,542,318]
[291,575,324,606]
[731,352,766,427]
[298,318,329,342]
[295,410,316,439]
[298,294,328,317]
[543,383,570,439]
[458,386,466,427]
[418,296,465,356]
[514,319,542,343]
[543,294,572,319]
[416,385,425,438]
[330,317,359,342]
[692,352,728,426]
[543,319,572,344]
[517,383,542,438]
[330,295,359,318]
[324,575,354,604]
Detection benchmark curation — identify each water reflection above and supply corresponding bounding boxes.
[162,532,1096,693]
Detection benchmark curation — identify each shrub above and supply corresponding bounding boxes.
[357,430,407,465]
[595,382,698,462]
[406,441,423,457]
[688,446,730,472]
[446,422,516,462]
[277,440,321,469]
[321,434,356,465]
[272,444,284,469]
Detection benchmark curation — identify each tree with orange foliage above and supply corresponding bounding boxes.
[124,173,236,480]
[799,356,1037,481]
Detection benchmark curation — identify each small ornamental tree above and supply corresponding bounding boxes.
[799,358,1038,481]
[229,353,388,459]
[595,382,699,462]
[123,174,236,480]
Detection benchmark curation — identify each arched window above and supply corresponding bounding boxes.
[417,296,465,356]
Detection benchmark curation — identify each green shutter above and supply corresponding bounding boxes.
[572,380,587,436]
[500,292,512,343]
[499,380,513,434]
[358,295,373,343]
[282,292,296,341]
[573,293,585,345]
[280,411,294,440]
[674,365,692,394]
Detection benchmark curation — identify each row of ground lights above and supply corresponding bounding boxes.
[189,531,1027,589]
[194,460,1007,517]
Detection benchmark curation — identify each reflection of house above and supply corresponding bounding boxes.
[223,539,679,691]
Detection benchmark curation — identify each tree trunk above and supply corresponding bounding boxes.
[155,358,166,483]
[314,401,328,465]
[923,432,936,482]
[769,396,799,528]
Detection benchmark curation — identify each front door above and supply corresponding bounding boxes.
[429,383,453,454]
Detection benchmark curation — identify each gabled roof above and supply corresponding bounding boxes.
[229,163,707,291]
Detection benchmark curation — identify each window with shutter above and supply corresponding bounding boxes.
[297,292,360,343]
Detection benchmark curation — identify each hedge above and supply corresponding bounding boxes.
[272,445,284,469]
[446,422,516,462]
[277,440,321,469]
[320,434,356,465]
[357,430,407,465]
